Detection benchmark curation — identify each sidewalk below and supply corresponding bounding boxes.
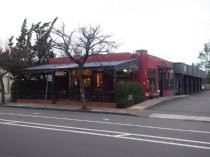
[1,95,186,116]
[2,95,210,122]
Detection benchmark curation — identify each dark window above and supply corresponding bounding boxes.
[148,69,156,92]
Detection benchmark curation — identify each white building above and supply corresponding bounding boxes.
[3,73,12,95]
[0,68,12,95]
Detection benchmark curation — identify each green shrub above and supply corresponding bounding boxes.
[11,78,47,101]
[10,79,20,101]
[114,81,144,108]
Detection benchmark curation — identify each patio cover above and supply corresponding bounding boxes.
[22,58,139,73]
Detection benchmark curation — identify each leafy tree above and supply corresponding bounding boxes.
[0,44,29,104]
[32,17,57,65]
[52,24,117,109]
[198,43,210,70]
[198,43,210,83]
[0,17,57,103]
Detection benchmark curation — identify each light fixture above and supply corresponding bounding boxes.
[123,69,128,72]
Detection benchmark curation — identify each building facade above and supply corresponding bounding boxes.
[21,50,206,104]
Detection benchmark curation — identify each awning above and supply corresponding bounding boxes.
[22,59,139,73]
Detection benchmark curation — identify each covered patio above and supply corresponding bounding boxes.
[19,59,139,106]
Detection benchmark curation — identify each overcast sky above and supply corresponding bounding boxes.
[0,0,210,64]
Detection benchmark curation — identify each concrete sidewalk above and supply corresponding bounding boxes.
[1,95,186,116]
[2,94,210,122]
[128,95,188,110]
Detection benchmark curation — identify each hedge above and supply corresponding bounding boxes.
[114,81,144,108]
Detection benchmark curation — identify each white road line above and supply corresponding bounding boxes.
[1,118,209,145]
[0,112,209,134]
[114,133,132,137]
[117,136,210,150]
[1,118,210,145]
[150,113,210,122]
[33,113,44,115]
[103,118,110,121]
[0,118,210,150]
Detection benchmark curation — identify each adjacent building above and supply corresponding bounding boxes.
[0,68,12,95]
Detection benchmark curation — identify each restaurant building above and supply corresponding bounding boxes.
[20,50,206,106]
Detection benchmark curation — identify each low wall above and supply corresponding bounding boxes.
[17,99,116,108]
[17,99,53,104]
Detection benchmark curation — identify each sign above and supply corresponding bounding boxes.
[55,71,66,76]
[47,75,52,82]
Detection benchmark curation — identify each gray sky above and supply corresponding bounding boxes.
[0,0,210,64]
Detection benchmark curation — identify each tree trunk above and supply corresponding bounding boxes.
[0,75,5,104]
[77,66,87,110]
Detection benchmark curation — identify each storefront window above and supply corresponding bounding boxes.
[161,70,174,90]
[71,69,92,87]
[83,78,91,87]
[82,69,92,87]
[82,69,92,75]
[148,69,156,92]
[71,70,78,87]
[96,73,103,88]
[117,71,132,82]
[168,70,174,90]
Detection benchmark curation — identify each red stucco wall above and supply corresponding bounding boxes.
[48,51,174,97]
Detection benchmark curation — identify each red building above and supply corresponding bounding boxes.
[21,50,205,105]
[47,49,174,98]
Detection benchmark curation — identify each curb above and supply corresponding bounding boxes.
[0,95,188,118]
[1,104,136,117]
[143,95,188,110]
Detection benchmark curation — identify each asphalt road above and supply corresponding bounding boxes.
[0,107,210,157]
[149,91,210,116]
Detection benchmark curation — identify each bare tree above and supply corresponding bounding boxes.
[52,24,117,109]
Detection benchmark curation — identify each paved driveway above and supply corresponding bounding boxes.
[149,91,210,116]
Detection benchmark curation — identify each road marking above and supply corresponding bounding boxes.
[114,133,132,137]
[129,105,145,110]
[103,118,110,121]
[150,113,210,122]
[33,113,44,115]
[0,118,210,150]
[0,112,210,134]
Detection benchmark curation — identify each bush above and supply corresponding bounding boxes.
[11,78,47,101]
[10,79,20,101]
[114,81,144,108]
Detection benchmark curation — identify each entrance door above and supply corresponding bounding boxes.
[158,70,164,97]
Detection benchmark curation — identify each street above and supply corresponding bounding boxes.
[149,91,210,116]
[0,106,210,157]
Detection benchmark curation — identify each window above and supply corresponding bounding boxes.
[71,69,92,87]
[117,71,132,82]
[163,70,174,90]
[96,73,103,88]
[83,78,91,87]
[148,69,156,92]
